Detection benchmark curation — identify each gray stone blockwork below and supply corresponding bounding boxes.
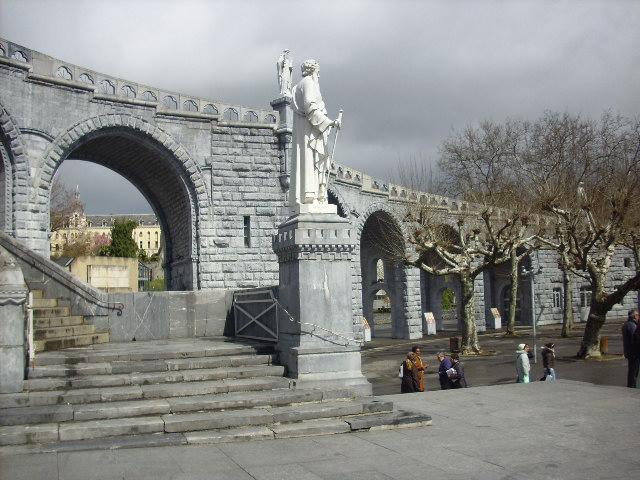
[0,38,637,343]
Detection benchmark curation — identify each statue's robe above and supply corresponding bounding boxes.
[290,74,333,206]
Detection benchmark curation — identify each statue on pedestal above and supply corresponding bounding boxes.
[290,59,341,212]
[276,50,293,97]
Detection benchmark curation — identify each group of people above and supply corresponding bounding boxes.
[400,341,557,392]
[515,342,556,383]
[399,347,467,393]
[622,308,640,388]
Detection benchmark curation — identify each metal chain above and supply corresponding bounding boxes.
[273,298,362,347]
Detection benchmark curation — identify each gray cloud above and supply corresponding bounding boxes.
[2,0,639,213]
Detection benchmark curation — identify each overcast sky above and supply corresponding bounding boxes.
[2,0,639,214]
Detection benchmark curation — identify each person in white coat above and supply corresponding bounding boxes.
[516,343,531,383]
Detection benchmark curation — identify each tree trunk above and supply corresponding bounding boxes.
[561,267,574,338]
[577,296,608,358]
[460,273,481,354]
[506,249,519,336]
[576,271,640,358]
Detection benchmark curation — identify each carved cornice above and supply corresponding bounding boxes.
[273,242,355,263]
[272,217,356,263]
[0,286,28,306]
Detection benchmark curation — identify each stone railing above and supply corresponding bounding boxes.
[0,231,123,316]
[0,37,278,127]
[329,161,474,214]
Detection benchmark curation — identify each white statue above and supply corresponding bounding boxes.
[276,49,293,96]
[290,59,341,212]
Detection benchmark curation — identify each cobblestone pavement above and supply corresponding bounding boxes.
[362,321,631,395]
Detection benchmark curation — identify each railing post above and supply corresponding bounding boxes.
[26,291,34,369]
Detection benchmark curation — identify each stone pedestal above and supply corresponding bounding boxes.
[272,213,372,395]
[0,246,28,393]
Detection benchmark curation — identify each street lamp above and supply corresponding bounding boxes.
[521,257,542,364]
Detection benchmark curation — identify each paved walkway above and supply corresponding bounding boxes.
[2,380,638,479]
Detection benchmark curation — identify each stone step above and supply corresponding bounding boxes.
[343,410,433,431]
[28,353,274,379]
[58,416,165,442]
[162,399,389,433]
[34,315,85,328]
[165,388,328,414]
[34,324,97,340]
[0,389,348,425]
[25,364,285,391]
[0,376,292,408]
[32,342,265,366]
[0,398,391,445]
[0,403,430,447]
[34,332,110,353]
[270,418,351,439]
[32,306,71,318]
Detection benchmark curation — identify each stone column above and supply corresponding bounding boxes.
[399,265,423,339]
[272,213,372,395]
[0,246,28,393]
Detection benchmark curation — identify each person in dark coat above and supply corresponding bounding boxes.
[622,309,639,388]
[400,352,420,393]
[436,352,453,390]
[540,343,556,381]
[448,353,468,388]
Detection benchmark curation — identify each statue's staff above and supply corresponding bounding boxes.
[324,109,343,186]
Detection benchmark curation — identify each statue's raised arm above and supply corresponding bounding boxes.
[289,59,341,214]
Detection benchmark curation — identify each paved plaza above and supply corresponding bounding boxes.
[1,379,638,480]
[363,322,631,395]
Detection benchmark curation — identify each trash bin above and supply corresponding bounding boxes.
[599,336,608,355]
[449,336,461,353]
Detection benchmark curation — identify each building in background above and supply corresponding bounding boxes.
[51,211,163,259]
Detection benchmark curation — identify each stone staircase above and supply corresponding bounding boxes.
[31,290,109,352]
[0,338,430,451]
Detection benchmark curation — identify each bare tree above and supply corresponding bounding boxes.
[522,112,640,357]
[50,181,83,232]
[398,120,540,353]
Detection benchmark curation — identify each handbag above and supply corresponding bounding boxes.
[398,363,404,378]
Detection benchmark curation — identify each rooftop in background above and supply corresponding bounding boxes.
[85,214,159,227]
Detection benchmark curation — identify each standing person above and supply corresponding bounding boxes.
[448,353,468,388]
[412,346,428,392]
[436,352,453,390]
[400,352,419,393]
[516,343,531,383]
[622,309,639,388]
[540,343,556,381]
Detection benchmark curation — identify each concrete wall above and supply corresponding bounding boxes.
[69,256,138,293]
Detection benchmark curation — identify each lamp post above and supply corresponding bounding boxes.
[521,260,541,364]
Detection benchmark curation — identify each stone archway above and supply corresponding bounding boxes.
[0,103,31,236]
[359,209,409,338]
[38,115,210,290]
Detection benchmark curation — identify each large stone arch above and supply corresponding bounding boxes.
[357,204,413,338]
[355,202,410,244]
[38,114,210,290]
[0,103,31,236]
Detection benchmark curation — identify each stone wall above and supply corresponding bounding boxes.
[0,37,637,344]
